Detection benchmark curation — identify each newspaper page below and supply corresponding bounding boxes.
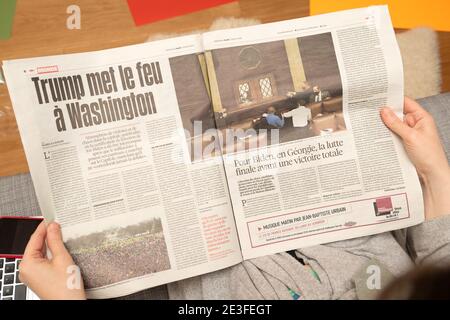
[202,6,424,259]
[3,35,242,298]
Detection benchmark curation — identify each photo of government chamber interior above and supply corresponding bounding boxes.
[170,32,346,160]
[208,32,346,154]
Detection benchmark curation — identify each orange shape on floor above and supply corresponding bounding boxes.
[310,0,450,31]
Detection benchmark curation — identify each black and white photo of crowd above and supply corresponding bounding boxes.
[65,218,171,289]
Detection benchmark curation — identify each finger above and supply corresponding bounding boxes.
[380,107,413,139]
[404,113,416,127]
[46,222,70,260]
[23,221,47,259]
[403,96,428,116]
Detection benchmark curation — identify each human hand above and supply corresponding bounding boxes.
[381,97,448,179]
[380,97,450,219]
[19,221,86,300]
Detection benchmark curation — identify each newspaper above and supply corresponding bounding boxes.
[2,6,423,298]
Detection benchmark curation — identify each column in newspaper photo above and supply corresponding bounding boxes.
[170,54,219,162]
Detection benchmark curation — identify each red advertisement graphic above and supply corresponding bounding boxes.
[375,197,393,215]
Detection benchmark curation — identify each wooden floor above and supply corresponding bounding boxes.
[0,0,449,177]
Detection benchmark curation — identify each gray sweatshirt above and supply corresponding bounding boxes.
[168,215,450,300]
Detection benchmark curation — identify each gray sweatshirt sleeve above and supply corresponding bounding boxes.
[407,215,450,266]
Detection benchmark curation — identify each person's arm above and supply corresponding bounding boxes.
[283,110,293,118]
[380,97,450,266]
[380,97,450,220]
[20,221,86,300]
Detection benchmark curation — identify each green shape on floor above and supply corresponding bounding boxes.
[0,0,17,40]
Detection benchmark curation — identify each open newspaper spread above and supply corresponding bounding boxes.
[2,6,424,298]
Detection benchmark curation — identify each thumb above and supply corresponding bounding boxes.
[380,107,412,139]
[46,222,70,261]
